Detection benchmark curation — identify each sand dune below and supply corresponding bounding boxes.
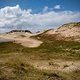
[0,32,42,47]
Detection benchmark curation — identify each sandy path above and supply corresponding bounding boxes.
[0,32,42,47]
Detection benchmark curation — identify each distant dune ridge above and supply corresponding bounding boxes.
[0,30,42,48]
[37,22,80,42]
[0,22,80,47]
[9,30,32,33]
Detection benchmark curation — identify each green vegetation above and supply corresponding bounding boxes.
[0,59,48,80]
[0,54,80,80]
[62,22,80,27]
[0,39,80,60]
[0,33,80,80]
[9,30,32,33]
[31,34,80,60]
[73,22,80,27]
[0,54,64,80]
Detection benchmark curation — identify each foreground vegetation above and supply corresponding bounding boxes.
[0,57,80,80]
[0,39,80,60]
[0,34,80,80]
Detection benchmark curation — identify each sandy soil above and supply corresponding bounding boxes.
[46,27,80,37]
[0,32,42,47]
[44,27,80,42]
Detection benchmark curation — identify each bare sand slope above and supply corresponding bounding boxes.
[41,23,80,42]
[0,32,42,47]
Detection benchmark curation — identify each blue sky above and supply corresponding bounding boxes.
[0,0,80,33]
[0,0,80,12]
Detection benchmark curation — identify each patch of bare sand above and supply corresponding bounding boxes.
[0,32,42,47]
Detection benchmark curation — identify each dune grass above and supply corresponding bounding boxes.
[0,36,80,80]
[0,39,80,60]
[0,53,80,80]
[0,55,64,80]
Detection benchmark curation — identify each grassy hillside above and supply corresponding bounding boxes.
[0,39,80,60]
[0,37,80,80]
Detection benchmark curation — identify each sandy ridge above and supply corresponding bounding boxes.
[0,32,42,47]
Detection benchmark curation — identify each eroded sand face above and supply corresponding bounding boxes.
[0,32,42,47]
[44,26,80,42]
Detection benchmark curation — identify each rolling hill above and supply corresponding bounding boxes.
[37,22,80,42]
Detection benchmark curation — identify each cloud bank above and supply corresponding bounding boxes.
[0,5,80,33]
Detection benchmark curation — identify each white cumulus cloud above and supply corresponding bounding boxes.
[54,5,61,9]
[0,5,80,33]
